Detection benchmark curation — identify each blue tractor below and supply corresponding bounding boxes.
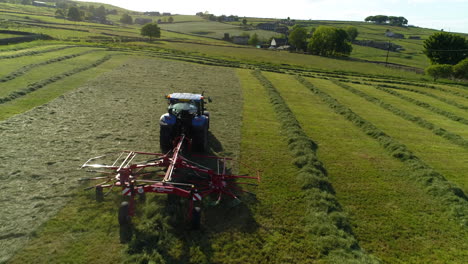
[159,93,211,152]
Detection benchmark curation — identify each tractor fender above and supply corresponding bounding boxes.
[160,113,176,126]
[192,115,208,128]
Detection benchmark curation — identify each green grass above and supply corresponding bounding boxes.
[158,20,281,41]
[8,190,125,264]
[156,41,425,80]
[308,77,468,192]
[263,71,468,262]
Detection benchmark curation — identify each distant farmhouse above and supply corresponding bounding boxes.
[32,1,54,7]
[270,38,289,49]
[257,22,293,34]
[385,30,404,39]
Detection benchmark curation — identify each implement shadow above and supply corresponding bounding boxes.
[167,132,260,263]
[129,132,259,263]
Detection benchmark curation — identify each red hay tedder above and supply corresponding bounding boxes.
[80,93,261,241]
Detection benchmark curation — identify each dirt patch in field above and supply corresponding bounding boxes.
[0,57,242,262]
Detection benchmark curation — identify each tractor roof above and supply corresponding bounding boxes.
[167,93,204,101]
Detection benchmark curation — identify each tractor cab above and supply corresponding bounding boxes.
[160,93,211,152]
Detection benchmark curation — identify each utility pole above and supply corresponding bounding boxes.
[385,40,391,67]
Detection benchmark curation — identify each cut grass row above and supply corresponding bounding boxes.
[296,76,468,225]
[331,80,468,149]
[371,84,468,126]
[0,52,113,104]
[264,71,468,263]
[0,46,103,77]
[0,48,104,82]
[308,79,468,193]
[251,70,377,262]
[0,44,75,59]
[0,54,128,121]
[373,83,468,111]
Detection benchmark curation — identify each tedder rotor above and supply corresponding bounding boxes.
[80,93,261,242]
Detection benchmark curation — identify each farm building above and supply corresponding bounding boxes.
[232,36,249,45]
[270,38,289,49]
[257,23,276,31]
[32,1,54,7]
[385,30,404,39]
[135,18,153,25]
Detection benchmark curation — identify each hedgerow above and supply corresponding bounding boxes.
[0,49,101,82]
[0,55,112,104]
[252,70,379,263]
[331,80,468,149]
[296,75,468,227]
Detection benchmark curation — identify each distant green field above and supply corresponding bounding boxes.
[158,20,282,41]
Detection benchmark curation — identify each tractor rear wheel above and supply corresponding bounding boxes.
[160,126,173,152]
[95,186,104,202]
[191,206,201,230]
[192,126,208,152]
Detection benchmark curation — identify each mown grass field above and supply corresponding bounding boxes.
[1,2,467,264]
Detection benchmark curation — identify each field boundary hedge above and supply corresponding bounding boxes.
[252,70,379,263]
[331,80,468,149]
[296,75,468,227]
[0,49,101,82]
[0,55,112,104]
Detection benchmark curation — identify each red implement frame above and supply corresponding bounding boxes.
[81,135,261,218]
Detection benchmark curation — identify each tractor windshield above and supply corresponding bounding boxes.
[169,102,198,116]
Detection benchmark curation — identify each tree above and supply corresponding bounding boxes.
[248,33,259,46]
[423,32,468,65]
[425,64,453,81]
[95,5,107,21]
[453,58,468,79]
[67,6,82,21]
[308,26,352,57]
[168,16,174,23]
[140,23,161,40]
[55,9,66,18]
[345,26,358,41]
[120,13,133,24]
[288,25,308,51]
[365,15,408,26]
[242,18,247,25]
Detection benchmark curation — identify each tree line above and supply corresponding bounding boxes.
[423,32,468,80]
[365,15,408,27]
[288,25,358,57]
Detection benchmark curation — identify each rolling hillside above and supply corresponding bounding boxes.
[0,1,467,263]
